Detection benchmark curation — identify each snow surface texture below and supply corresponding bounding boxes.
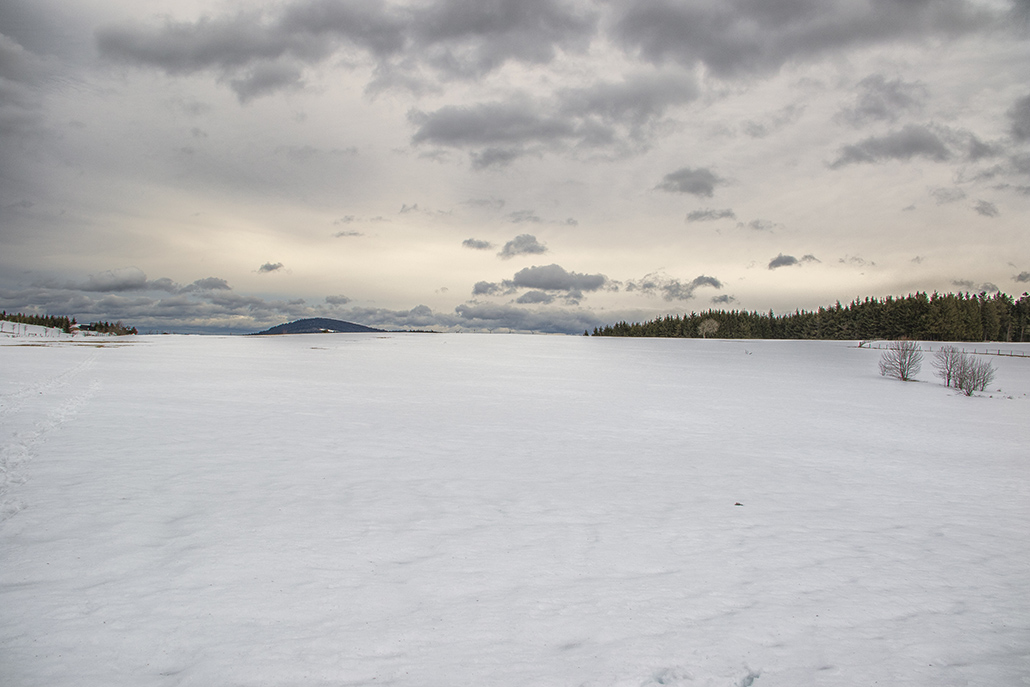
[1,334,1028,687]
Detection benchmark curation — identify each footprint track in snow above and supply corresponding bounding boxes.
[0,353,102,522]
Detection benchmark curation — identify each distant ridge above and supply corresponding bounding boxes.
[251,318,384,335]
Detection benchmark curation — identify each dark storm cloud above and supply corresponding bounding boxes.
[498,234,548,259]
[624,272,722,301]
[973,199,999,217]
[655,167,725,197]
[258,262,284,273]
[838,74,927,126]
[96,0,596,100]
[612,0,1002,79]
[1009,94,1030,141]
[830,124,952,168]
[686,208,736,222]
[462,238,494,250]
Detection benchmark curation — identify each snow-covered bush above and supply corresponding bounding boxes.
[879,340,922,381]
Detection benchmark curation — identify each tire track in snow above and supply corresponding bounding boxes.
[1,353,101,522]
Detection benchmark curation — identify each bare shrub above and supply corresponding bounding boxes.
[932,345,963,387]
[698,318,719,338]
[879,340,923,381]
[955,355,996,396]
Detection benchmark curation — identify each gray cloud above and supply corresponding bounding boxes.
[410,0,597,78]
[230,61,305,103]
[973,199,1000,217]
[508,210,543,224]
[0,280,327,334]
[325,294,351,305]
[768,254,818,269]
[463,238,494,250]
[1010,94,1030,141]
[741,103,804,139]
[0,33,52,140]
[410,72,699,166]
[1014,271,1030,283]
[830,124,953,168]
[183,277,231,291]
[656,167,724,197]
[498,234,548,259]
[613,0,1002,79]
[78,267,151,292]
[410,99,575,154]
[453,302,603,334]
[333,230,363,237]
[930,186,966,205]
[555,71,699,137]
[95,0,596,101]
[744,219,777,231]
[506,264,607,294]
[838,74,927,127]
[624,272,722,301]
[710,294,736,305]
[515,290,555,304]
[472,280,502,296]
[258,262,284,273]
[686,208,736,222]
[463,198,505,210]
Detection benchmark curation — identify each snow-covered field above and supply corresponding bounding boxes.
[1,334,1028,687]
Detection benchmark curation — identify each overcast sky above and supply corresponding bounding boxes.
[2,0,1029,333]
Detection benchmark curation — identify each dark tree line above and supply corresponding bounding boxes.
[1,312,137,335]
[593,291,1030,342]
[1,312,76,333]
[80,320,138,335]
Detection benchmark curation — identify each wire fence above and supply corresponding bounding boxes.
[855,341,1030,358]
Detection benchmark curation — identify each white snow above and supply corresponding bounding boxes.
[1,334,1028,686]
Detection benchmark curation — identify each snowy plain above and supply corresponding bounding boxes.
[1,333,1028,687]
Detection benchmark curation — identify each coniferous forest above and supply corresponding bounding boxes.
[0,312,137,335]
[592,291,1030,342]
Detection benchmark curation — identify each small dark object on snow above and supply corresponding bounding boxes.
[734,502,743,506]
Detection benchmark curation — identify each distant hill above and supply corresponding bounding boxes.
[252,318,384,335]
